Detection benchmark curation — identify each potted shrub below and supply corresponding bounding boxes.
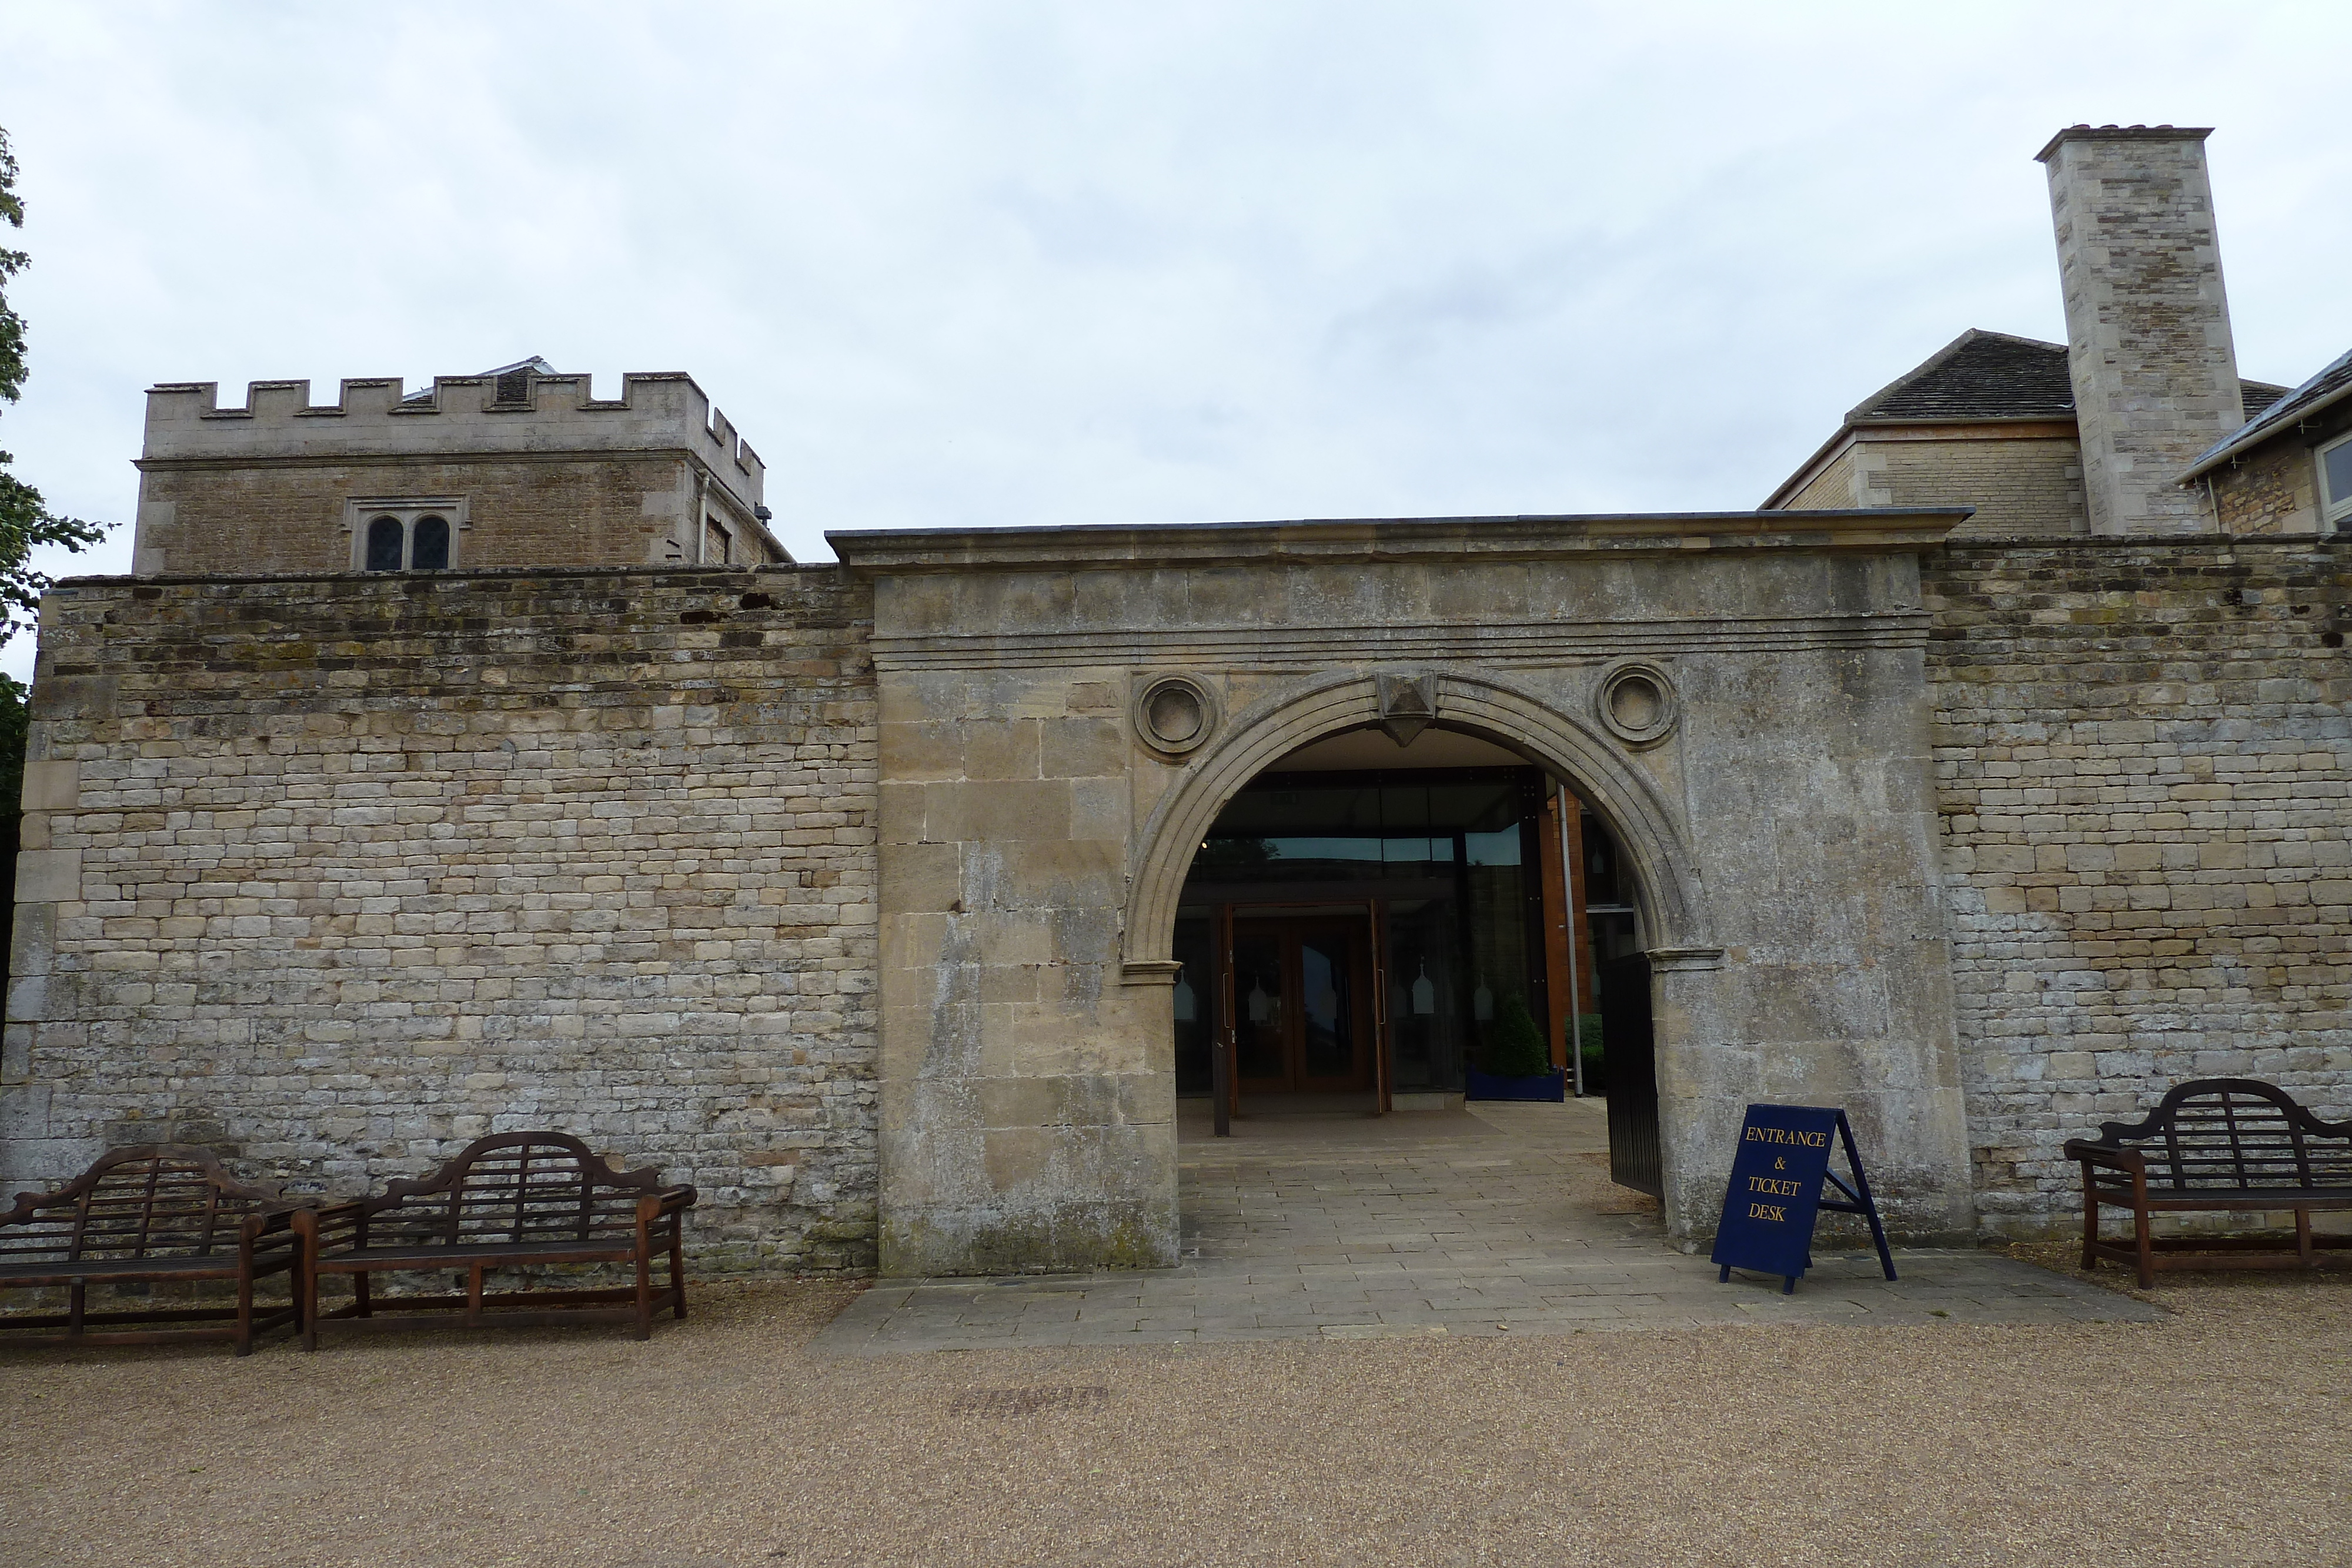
[1464,994,1565,1102]
[1576,1014,1606,1094]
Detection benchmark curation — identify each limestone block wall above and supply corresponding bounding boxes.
[1873,436,2086,538]
[1,566,880,1272]
[848,512,1980,1271]
[132,455,761,578]
[874,656,1172,1276]
[1925,538,2352,1234]
[2207,439,2330,537]
[1782,430,2087,538]
[1778,446,1858,511]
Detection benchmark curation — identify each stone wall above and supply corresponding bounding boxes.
[1925,536,2352,1235]
[2204,395,2350,539]
[2207,440,2324,537]
[1,565,880,1272]
[1874,435,2086,539]
[131,454,767,578]
[848,511,1979,1270]
[1778,446,1857,511]
[1782,430,2086,538]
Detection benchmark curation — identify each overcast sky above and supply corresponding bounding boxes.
[3,4,2349,677]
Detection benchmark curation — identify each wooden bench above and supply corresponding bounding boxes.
[2064,1078,2352,1288]
[293,1132,694,1348]
[0,1144,302,1355]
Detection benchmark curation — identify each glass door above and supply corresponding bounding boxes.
[1228,914,1374,1097]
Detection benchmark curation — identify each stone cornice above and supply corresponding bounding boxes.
[827,509,1971,574]
[868,611,1935,671]
[134,445,707,474]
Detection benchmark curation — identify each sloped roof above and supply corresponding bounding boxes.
[1845,329,2289,425]
[2181,345,2352,480]
[1846,330,2079,422]
[400,356,563,404]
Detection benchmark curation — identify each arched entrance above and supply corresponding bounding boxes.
[1122,670,1710,975]
[1124,670,1712,1208]
[855,509,1974,1278]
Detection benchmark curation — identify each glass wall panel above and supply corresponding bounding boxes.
[1177,757,1557,1096]
[1231,930,1285,1082]
[1385,896,1465,1091]
[1171,911,1214,1093]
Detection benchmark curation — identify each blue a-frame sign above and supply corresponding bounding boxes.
[1710,1104,1896,1294]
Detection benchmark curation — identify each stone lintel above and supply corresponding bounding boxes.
[828,509,1972,574]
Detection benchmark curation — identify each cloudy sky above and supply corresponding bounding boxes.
[3,3,2348,676]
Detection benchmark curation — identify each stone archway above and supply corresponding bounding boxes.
[1120,667,1715,981]
[1117,664,1719,1233]
[851,510,1975,1276]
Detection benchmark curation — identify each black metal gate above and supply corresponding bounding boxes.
[1601,954,1661,1196]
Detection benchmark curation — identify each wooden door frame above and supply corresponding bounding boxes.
[1212,898,1389,1129]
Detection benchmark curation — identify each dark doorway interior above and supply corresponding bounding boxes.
[1172,764,1551,1114]
[1169,748,1667,1189]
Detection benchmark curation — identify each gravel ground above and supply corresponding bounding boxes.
[2,1257,2347,1568]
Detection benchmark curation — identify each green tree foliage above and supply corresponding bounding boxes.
[1,126,111,999]
[0,125,109,644]
[1485,991,1553,1079]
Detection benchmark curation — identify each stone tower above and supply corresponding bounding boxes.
[2038,125,2246,535]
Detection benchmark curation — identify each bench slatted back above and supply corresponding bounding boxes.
[366,1134,660,1247]
[2095,1079,2352,1191]
[1,1145,283,1266]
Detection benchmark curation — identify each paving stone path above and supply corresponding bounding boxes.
[817,1098,2156,1355]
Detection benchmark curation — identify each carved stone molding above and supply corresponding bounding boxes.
[1645,945,1725,972]
[1132,672,1218,760]
[1596,661,1678,748]
[1376,672,1436,747]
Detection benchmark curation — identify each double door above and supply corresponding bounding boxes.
[1225,914,1377,1096]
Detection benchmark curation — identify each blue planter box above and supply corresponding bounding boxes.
[1465,1066,1566,1102]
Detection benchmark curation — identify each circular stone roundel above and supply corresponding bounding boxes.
[1134,673,1218,758]
[1596,661,1678,747]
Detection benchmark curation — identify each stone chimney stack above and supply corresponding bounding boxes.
[2037,125,2246,535]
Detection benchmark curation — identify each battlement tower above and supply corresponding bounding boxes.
[132,359,786,576]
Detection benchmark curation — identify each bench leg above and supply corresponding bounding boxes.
[670,1224,688,1322]
[355,1271,372,1319]
[235,1261,255,1358]
[2133,1206,2156,1290]
[2080,1184,2100,1271]
[634,1246,653,1340]
[67,1279,85,1340]
[300,1252,320,1353]
[466,1264,485,1328]
[2297,1209,2316,1269]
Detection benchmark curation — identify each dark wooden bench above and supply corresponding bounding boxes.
[2064,1078,2352,1288]
[0,1144,302,1355]
[293,1132,694,1348]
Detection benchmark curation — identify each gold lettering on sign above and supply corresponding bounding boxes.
[1746,1176,1802,1196]
[1742,1126,1829,1147]
[1747,1202,1786,1222]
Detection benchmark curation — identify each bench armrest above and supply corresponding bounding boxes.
[240,1207,304,1254]
[293,1199,375,1255]
[2061,1139,2145,1174]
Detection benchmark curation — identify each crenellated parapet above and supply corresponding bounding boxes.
[142,370,765,512]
